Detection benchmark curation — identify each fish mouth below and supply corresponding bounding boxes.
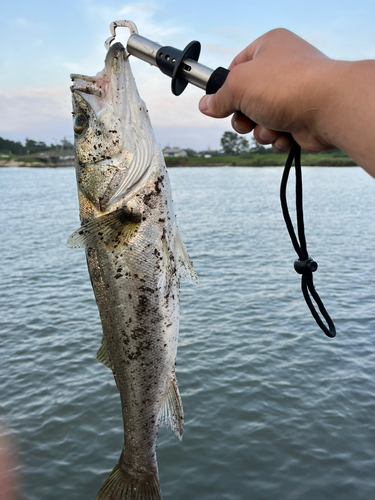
[70,43,129,97]
[71,42,156,210]
[70,75,105,97]
[76,153,133,169]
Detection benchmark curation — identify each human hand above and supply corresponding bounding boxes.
[199,28,337,153]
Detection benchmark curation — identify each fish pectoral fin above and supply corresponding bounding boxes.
[66,207,141,249]
[174,231,198,285]
[96,336,112,370]
[157,234,173,293]
[156,377,184,441]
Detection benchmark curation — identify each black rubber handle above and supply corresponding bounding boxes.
[156,41,201,96]
[206,67,230,94]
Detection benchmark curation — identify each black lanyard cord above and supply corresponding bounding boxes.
[280,140,336,338]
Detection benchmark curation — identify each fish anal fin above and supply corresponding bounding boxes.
[156,377,184,440]
[96,336,112,370]
[174,231,198,285]
[66,207,141,250]
[96,461,161,500]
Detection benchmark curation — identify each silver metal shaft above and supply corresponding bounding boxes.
[180,59,213,90]
[127,34,161,66]
[127,34,213,91]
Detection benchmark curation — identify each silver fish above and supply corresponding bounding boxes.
[67,42,198,500]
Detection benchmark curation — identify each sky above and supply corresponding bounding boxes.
[1,0,375,151]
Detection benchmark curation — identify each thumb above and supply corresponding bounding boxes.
[198,77,238,119]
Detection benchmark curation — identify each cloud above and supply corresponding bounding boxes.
[211,26,247,37]
[206,44,240,56]
[15,18,30,26]
[61,1,190,90]
[0,87,72,142]
[85,1,186,45]
[154,124,230,151]
[0,0,233,151]
[300,14,375,60]
[0,77,231,150]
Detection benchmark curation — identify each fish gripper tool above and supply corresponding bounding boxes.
[105,20,230,96]
[105,21,337,339]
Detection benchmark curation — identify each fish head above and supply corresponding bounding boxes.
[71,42,155,215]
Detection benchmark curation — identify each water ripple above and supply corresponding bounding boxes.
[0,166,374,499]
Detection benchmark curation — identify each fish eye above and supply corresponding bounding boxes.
[74,113,88,134]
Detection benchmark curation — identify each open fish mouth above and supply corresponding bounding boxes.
[71,42,155,211]
[71,78,105,98]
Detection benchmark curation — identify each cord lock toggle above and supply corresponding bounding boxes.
[294,258,318,275]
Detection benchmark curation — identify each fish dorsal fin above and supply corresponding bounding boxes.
[96,336,112,370]
[174,231,198,285]
[66,207,141,249]
[156,377,184,440]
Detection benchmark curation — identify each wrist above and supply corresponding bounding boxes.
[298,59,345,150]
[302,60,371,151]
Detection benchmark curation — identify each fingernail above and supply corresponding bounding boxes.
[199,95,211,113]
[259,128,274,142]
[274,136,290,153]
[232,117,248,134]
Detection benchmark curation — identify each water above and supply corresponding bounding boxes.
[0,166,374,500]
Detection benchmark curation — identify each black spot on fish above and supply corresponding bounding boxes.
[118,209,141,224]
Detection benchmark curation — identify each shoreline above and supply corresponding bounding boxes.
[0,163,358,168]
[0,154,357,169]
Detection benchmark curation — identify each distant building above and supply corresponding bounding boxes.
[163,148,187,158]
[32,149,75,166]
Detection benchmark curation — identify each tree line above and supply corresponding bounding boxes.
[220,131,269,155]
[0,137,73,155]
[219,131,346,156]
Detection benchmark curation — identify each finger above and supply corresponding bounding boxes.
[231,111,255,134]
[198,65,249,118]
[228,38,262,70]
[272,133,292,153]
[253,125,278,145]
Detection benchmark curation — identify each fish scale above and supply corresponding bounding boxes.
[67,42,197,499]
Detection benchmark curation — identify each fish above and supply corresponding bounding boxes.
[67,42,198,500]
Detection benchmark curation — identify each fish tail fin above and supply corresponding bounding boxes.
[96,461,161,500]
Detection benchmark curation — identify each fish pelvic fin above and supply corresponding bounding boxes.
[66,207,141,250]
[96,336,112,370]
[96,461,161,500]
[156,377,184,441]
[174,231,198,285]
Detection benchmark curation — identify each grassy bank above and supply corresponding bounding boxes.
[0,151,357,168]
[165,152,357,167]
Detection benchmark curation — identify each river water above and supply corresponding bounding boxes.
[0,166,374,500]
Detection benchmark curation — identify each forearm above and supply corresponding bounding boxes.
[309,60,375,177]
